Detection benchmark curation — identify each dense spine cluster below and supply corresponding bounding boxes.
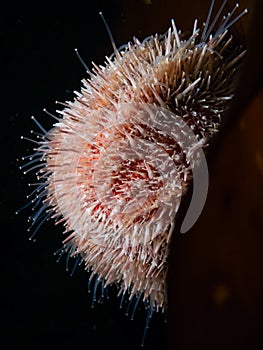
[22,1,246,316]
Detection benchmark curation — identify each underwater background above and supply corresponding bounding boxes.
[1,0,262,349]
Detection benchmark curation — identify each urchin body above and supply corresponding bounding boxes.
[25,2,246,315]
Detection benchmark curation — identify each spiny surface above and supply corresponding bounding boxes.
[27,6,245,312]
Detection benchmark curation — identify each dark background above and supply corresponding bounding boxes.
[1,0,262,349]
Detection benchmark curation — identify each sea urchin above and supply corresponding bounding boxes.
[20,0,247,325]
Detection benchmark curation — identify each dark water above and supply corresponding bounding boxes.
[1,1,262,349]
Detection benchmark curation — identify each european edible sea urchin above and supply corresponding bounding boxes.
[21,0,247,320]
